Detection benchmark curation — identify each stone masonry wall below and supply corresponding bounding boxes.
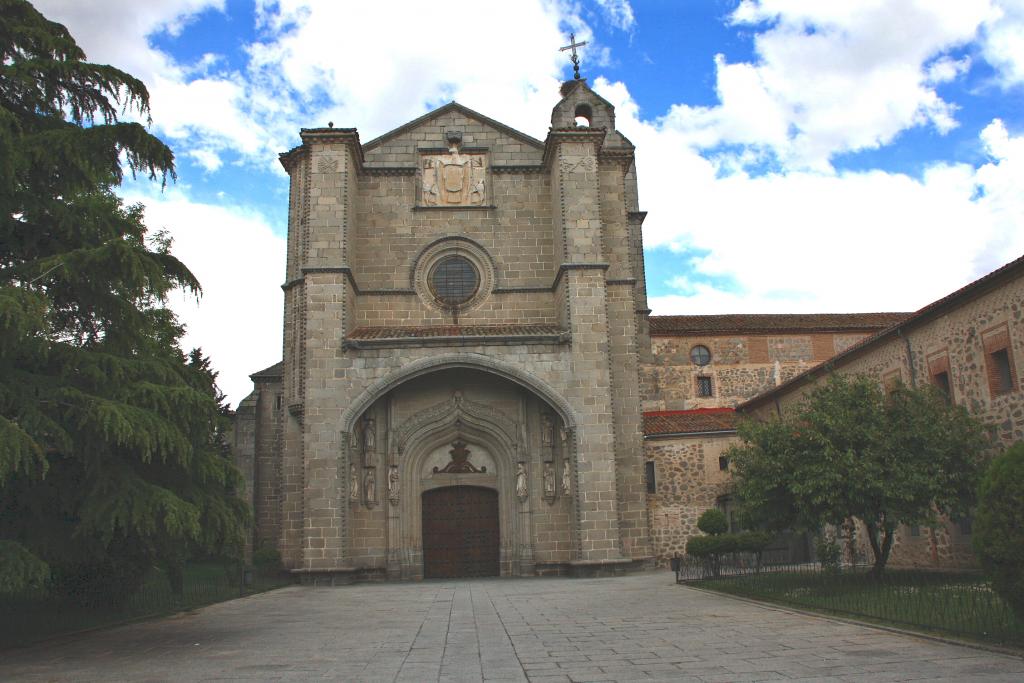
[642,331,876,411]
[644,433,738,565]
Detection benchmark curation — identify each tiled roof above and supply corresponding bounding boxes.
[648,313,910,336]
[347,324,562,340]
[643,408,738,436]
[740,252,1024,411]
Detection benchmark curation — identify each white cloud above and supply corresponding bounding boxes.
[594,0,636,32]
[981,0,1024,86]
[122,185,286,407]
[673,0,999,170]
[597,78,1024,317]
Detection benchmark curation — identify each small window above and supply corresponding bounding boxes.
[644,461,656,494]
[718,456,729,471]
[696,376,714,397]
[989,348,1014,395]
[429,255,479,306]
[882,370,902,396]
[690,345,711,366]
[909,525,920,537]
[275,395,283,410]
[955,516,973,536]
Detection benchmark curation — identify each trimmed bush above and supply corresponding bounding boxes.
[734,531,774,553]
[974,442,1024,620]
[697,509,729,536]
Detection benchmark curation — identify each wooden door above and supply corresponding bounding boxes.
[422,486,500,579]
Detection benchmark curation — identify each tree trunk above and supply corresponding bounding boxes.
[865,521,894,579]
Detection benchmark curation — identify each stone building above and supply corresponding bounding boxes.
[234,81,654,581]
[234,78,1010,578]
[637,314,906,564]
[740,254,1024,568]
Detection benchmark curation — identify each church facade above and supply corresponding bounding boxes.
[234,81,655,581]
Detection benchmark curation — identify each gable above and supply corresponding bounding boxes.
[362,102,545,167]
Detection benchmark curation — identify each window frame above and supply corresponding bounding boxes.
[982,323,1018,398]
[695,375,714,398]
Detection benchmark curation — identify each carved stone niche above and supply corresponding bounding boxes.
[418,130,489,207]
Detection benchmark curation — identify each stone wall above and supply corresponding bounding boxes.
[642,331,876,411]
[644,433,738,565]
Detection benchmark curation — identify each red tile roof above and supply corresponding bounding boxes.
[643,408,738,436]
[648,313,909,336]
[347,324,562,340]
[740,253,1024,412]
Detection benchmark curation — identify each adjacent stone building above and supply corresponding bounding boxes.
[740,254,1024,568]
[235,81,654,581]
[637,314,907,564]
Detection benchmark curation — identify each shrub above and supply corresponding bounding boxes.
[974,442,1024,620]
[686,534,737,578]
[734,531,774,553]
[816,535,842,573]
[252,547,283,575]
[697,509,728,536]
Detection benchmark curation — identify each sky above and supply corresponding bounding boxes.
[33,0,1024,406]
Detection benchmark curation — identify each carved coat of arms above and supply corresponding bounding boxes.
[420,133,487,207]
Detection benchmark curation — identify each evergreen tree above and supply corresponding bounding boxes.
[0,0,248,598]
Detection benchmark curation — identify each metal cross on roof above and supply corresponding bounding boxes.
[559,33,588,80]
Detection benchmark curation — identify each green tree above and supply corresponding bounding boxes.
[973,442,1024,620]
[0,0,247,599]
[728,374,988,577]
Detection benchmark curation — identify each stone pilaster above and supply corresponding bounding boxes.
[549,130,625,562]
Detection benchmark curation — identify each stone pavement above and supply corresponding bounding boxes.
[1,571,1022,682]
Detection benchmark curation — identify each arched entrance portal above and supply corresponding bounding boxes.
[422,486,499,578]
[344,366,578,579]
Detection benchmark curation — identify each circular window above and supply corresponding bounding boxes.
[429,255,479,306]
[690,345,711,366]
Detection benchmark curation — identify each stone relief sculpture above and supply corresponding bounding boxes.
[349,463,359,502]
[419,131,487,207]
[541,413,553,447]
[562,461,572,496]
[365,466,376,505]
[388,465,400,504]
[543,461,555,501]
[363,416,376,453]
[515,462,528,501]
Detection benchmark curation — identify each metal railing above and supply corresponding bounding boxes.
[672,552,1023,646]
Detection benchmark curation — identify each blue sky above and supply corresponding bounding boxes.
[35,0,1024,405]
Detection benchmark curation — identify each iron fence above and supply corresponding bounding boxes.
[672,552,1023,647]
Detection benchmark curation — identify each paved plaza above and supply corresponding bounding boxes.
[2,571,1022,682]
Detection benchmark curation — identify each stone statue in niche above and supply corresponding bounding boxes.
[515,462,528,501]
[419,130,487,207]
[559,425,568,449]
[562,461,572,496]
[543,461,555,501]
[349,464,359,503]
[363,416,376,453]
[541,413,553,447]
[364,466,376,505]
[388,464,400,505]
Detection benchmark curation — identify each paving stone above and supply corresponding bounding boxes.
[2,573,1023,682]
